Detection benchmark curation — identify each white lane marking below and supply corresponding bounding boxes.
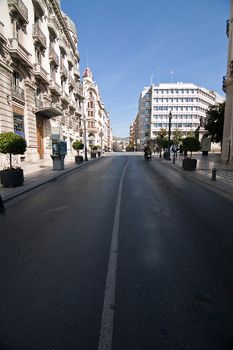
[98,160,129,350]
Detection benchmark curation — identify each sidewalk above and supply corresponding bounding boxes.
[0,155,97,202]
[155,152,233,198]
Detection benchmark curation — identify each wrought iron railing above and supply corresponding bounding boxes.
[12,84,25,101]
[60,62,68,78]
[35,97,43,109]
[49,46,59,66]
[8,0,28,23]
[33,23,46,48]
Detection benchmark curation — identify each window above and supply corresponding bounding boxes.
[14,114,24,137]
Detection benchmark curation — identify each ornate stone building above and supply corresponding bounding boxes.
[82,67,112,153]
[0,0,83,167]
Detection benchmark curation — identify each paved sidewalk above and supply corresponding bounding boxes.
[0,155,97,202]
[154,152,233,198]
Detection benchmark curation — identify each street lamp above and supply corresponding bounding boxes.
[167,111,172,160]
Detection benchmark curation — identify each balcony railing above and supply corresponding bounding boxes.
[47,15,59,38]
[60,63,68,79]
[49,80,61,96]
[35,97,44,109]
[12,85,25,102]
[34,63,49,84]
[9,37,33,69]
[32,23,46,49]
[49,46,59,67]
[68,75,75,88]
[74,82,83,97]
[73,66,80,78]
[8,0,28,24]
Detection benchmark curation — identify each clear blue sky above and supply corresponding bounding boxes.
[61,0,229,138]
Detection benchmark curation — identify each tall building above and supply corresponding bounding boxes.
[222,0,233,163]
[82,67,112,152]
[133,82,224,150]
[0,0,83,167]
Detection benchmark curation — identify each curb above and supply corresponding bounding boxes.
[154,157,233,199]
[1,157,101,203]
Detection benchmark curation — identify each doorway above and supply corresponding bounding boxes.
[36,116,44,159]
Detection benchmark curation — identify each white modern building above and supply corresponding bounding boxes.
[0,0,83,167]
[133,82,224,149]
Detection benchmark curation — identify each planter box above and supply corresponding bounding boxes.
[182,158,197,171]
[0,168,24,187]
[75,155,83,164]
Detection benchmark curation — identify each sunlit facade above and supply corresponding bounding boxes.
[0,0,83,167]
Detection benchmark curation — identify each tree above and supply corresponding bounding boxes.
[172,129,182,146]
[182,137,201,158]
[72,140,84,155]
[204,102,225,146]
[0,132,27,168]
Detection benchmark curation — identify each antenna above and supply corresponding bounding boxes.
[86,52,89,67]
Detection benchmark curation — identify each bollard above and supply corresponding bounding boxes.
[212,168,217,181]
[0,194,5,213]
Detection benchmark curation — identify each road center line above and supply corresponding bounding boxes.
[98,159,129,350]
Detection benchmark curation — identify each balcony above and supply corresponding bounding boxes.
[34,63,49,84]
[73,66,80,79]
[8,0,28,25]
[59,37,67,55]
[35,97,62,118]
[12,84,25,104]
[49,46,59,67]
[32,24,46,50]
[32,0,44,17]
[68,75,75,89]
[60,91,70,104]
[74,82,83,97]
[67,50,75,66]
[60,62,68,79]
[49,80,61,96]
[8,38,33,69]
[47,15,59,38]
[223,75,227,93]
[0,22,7,45]
[75,106,82,116]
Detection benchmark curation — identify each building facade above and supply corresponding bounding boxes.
[0,0,83,168]
[222,0,233,163]
[133,82,224,150]
[82,67,112,153]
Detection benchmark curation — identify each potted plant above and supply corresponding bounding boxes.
[182,137,201,170]
[0,132,27,186]
[72,140,84,164]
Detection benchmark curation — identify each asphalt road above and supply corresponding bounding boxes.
[0,155,233,350]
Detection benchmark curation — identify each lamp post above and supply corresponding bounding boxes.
[168,111,172,160]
